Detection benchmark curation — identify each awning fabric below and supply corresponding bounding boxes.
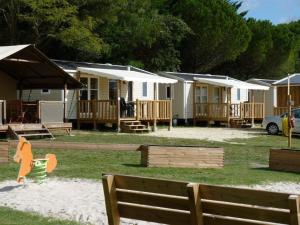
[0,44,82,89]
[193,77,269,90]
[78,67,178,84]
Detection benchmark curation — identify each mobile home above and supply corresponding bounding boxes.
[159,72,269,126]
[273,73,300,115]
[23,60,177,131]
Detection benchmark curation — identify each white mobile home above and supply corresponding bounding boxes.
[22,60,177,131]
[159,72,269,126]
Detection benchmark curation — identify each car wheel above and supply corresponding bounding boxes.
[267,123,279,135]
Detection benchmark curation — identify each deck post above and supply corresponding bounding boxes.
[92,99,97,130]
[18,83,23,101]
[193,82,196,126]
[117,80,121,132]
[76,72,81,130]
[63,83,67,122]
[168,100,172,131]
[136,99,139,121]
[263,90,266,118]
[3,100,6,124]
[227,88,231,127]
[251,90,255,128]
[153,83,157,131]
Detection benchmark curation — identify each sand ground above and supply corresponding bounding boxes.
[146,127,265,142]
[0,178,298,225]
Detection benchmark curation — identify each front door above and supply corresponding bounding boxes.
[128,81,133,102]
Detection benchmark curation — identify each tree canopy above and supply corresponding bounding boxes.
[0,0,299,79]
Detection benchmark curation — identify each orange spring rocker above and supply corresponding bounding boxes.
[13,137,57,183]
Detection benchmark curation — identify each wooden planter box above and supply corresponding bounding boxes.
[140,145,224,168]
[0,141,9,164]
[269,148,300,172]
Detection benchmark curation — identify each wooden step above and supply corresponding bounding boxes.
[121,121,141,125]
[127,125,146,129]
[20,133,53,137]
[8,123,54,140]
[14,128,49,132]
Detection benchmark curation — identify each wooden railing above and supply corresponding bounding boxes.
[78,99,172,123]
[77,100,117,121]
[273,107,297,116]
[241,103,264,119]
[195,103,228,119]
[136,100,172,121]
[195,102,265,120]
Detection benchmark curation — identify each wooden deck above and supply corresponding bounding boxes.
[273,106,298,116]
[194,102,264,122]
[0,123,72,135]
[77,99,172,130]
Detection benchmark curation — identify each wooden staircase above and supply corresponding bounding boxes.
[121,121,150,133]
[8,123,54,139]
[230,118,251,128]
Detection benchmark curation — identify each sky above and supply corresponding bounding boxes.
[240,0,300,24]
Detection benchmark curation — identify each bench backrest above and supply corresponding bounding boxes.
[200,184,299,225]
[103,174,300,225]
[102,174,202,225]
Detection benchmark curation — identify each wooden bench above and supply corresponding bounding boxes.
[103,174,300,225]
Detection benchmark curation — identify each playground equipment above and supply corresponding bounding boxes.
[13,137,57,183]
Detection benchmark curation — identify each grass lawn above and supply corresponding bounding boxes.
[2,131,300,185]
[2,130,300,224]
[0,207,80,225]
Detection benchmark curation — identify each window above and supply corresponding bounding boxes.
[213,87,220,103]
[41,89,50,95]
[79,77,99,100]
[293,109,300,118]
[109,80,117,100]
[166,85,171,99]
[90,78,98,100]
[195,86,208,103]
[142,82,147,97]
[237,88,241,101]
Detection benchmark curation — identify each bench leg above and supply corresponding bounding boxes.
[187,183,204,225]
[289,195,300,225]
[102,175,120,225]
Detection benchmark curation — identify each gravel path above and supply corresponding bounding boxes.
[0,178,299,225]
[147,127,264,142]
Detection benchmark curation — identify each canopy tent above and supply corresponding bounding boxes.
[193,77,269,90]
[78,67,178,84]
[0,44,82,89]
